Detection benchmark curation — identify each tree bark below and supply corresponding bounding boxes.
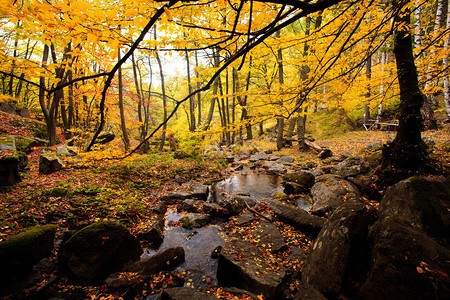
[383,0,428,171]
[118,48,130,151]
[185,47,196,131]
[275,30,285,151]
[443,0,450,119]
[156,51,168,151]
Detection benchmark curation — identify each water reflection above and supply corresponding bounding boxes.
[209,173,284,202]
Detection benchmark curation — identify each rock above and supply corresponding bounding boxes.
[302,202,377,298]
[174,174,187,185]
[153,202,168,214]
[220,193,255,215]
[178,199,203,213]
[339,151,352,161]
[0,102,17,114]
[310,174,361,216]
[217,238,286,299]
[378,176,450,244]
[293,283,327,300]
[136,216,164,246]
[364,141,383,151]
[0,153,21,186]
[254,220,287,253]
[94,131,115,144]
[262,161,287,174]
[235,210,257,225]
[289,246,308,262]
[39,153,63,174]
[160,184,209,202]
[15,136,41,154]
[203,202,231,218]
[126,247,185,277]
[272,192,290,202]
[179,213,211,229]
[282,171,315,194]
[0,225,57,293]
[334,156,370,177]
[356,218,450,300]
[16,107,31,118]
[59,221,142,283]
[277,155,295,165]
[265,200,325,237]
[347,175,381,201]
[56,145,77,156]
[268,154,280,161]
[249,152,268,162]
[0,135,16,151]
[161,287,219,300]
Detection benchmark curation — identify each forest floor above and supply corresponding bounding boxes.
[0,111,449,299]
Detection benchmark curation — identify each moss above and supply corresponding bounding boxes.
[363,151,382,168]
[15,136,36,153]
[42,186,72,198]
[408,176,449,242]
[179,216,193,229]
[272,192,289,201]
[0,225,57,254]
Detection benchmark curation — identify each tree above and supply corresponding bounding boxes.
[382,0,428,170]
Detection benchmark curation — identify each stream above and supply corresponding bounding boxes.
[143,172,312,289]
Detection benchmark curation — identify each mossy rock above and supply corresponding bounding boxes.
[0,152,22,186]
[0,135,15,150]
[39,153,63,174]
[379,176,450,244]
[59,221,142,283]
[272,192,289,201]
[0,224,57,292]
[15,136,40,154]
[42,186,72,198]
[363,150,382,168]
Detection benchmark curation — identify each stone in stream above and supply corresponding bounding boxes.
[310,174,361,216]
[217,238,286,300]
[334,155,370,178]
[179,213,211,229]
[136,216,164,246]
[262,161,287,174]
[203,202,231,218]
[219,193,256,215]
[59,221,142,283]
[160,184,209,202]
[282,171,315,194]
[265,200,325,237]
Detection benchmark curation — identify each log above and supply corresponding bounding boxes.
[304,139,333,159]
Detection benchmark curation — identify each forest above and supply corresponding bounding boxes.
[0,0,449,299]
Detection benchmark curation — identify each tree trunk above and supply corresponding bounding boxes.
[195,50,202,126]
[377,49,387,126]
[275,30,285,151]
[443,0,450,119]
[297,111,307,151]
[118,48,130,151]
[203,49,219,130]
[156,50,167,151]
[383,0,428,171]
[185,48,196,131]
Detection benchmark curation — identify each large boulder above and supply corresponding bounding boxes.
[15,136,42,154]
[378,176,450,244]
[265,200,325,237]
[217,238,286,299]
[136,216,164,246]
[0,225,57,294]
[39,153,63,174]
[282,171,315,194]
[334,156,370,177]
[302,202,377,298]
[0,152,21,186]
[356,218,450,300]
[59,221,142,283]
[310,174,361,216]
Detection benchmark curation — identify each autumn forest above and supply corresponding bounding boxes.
[0,0,449,299]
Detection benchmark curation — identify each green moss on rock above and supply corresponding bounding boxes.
[0,224,57,290]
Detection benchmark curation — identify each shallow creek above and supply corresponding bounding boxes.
[143,172,311,289]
